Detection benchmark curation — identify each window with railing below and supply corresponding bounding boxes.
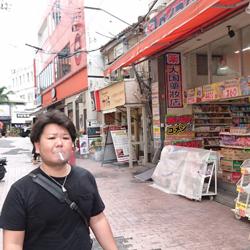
[55,44,71,81]
[38,62,54,91]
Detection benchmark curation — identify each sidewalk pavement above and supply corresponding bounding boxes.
[78,158,250,250]
[0,141,249,249]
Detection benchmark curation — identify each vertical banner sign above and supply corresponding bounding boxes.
[79,135,89,155]
[165,53,183,108]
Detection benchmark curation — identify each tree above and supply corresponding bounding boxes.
[0,86,14,104]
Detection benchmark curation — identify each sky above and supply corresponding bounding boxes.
[0,0,152,86]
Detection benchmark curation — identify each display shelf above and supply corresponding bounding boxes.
[194,112,230,114]
[197,136,220,139]
[195,131,220,133]
[231,110,250,113]
[220,144,250,150]
[220,132,250,136]
[193,103,231,150]
[194,117,232,120]
[193,101,250,153]
[195,123,230,126]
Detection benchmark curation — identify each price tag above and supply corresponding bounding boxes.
[223,86,239,98]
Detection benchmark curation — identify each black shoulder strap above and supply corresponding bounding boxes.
[29,173,90,234]
[30,173,65,202]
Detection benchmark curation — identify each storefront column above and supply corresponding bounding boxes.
[126,106,133,168]
[142,105,148,165]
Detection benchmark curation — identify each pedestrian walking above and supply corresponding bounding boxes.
[0,109,118,250]
[31,144,40,164]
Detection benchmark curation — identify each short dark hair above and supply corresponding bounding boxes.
[30,109,77,144]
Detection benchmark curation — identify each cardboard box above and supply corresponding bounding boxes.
[220,148,250,161]
[222,171,241,184]
[220,159,242,172]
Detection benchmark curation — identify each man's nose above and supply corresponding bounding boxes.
[55,137,63,146]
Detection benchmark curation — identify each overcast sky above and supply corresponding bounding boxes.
[0,0,152,85]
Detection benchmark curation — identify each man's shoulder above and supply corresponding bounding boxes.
[71,166,92,176]
[12,167,40,189]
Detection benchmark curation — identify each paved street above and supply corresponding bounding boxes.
[0,137,250,250]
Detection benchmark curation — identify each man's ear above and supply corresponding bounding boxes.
[34,142,40,154]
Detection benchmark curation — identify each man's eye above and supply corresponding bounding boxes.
[63,137,70,140]
[48,137,55,140]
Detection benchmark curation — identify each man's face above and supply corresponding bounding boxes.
[35,123,73,167]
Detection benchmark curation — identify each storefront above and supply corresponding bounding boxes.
[172,11,249,205]
[95,79,148,167]
[103,0,250,204]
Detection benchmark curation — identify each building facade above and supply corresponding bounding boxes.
[35,0,88,131]
[102,0,250,202]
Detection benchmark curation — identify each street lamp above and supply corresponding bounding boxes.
[84,6,132,26]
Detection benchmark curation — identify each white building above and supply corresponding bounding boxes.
[7,65,36,125]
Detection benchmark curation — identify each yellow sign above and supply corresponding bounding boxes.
[99,81,126,111]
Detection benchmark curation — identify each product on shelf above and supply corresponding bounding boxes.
[193,104,230,150]
[220,148,250,161]
[220,159,242,172]
[222,171,241,184]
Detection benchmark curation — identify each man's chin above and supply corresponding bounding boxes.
[42,159,69,167]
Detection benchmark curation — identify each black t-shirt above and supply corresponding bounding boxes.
[0,166,105,250]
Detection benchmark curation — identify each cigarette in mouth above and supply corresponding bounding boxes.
[58,152,64,161]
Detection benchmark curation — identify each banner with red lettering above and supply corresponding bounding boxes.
[165,114,194,139]
[165,52,183,108]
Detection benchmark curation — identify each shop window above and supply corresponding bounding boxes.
[185,45,209,87]
[242,25,250,76]
[52,0,61,26]
[197,54,222,76]
[211,33,240,80]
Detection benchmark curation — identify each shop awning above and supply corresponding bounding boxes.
[104,0,246,76]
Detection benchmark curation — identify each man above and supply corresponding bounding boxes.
[0,110,118,250]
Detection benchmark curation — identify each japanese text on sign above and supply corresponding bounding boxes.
[166,53,183,108]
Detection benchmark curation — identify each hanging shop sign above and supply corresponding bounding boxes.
[90,91,96,111]
[165,52,183,108]
[165,114,194,139]
[144,0,197,35]
[74,33,82,66]
[151,82,161,139]
[98,81,125,111]
[87,127,101,138]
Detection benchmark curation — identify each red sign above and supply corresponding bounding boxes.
[144,0,196,35]
[165,53,183,108]
[171,139,203,148]
[165,115,193,138]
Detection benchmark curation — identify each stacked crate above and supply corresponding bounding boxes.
[220,148,250,183]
